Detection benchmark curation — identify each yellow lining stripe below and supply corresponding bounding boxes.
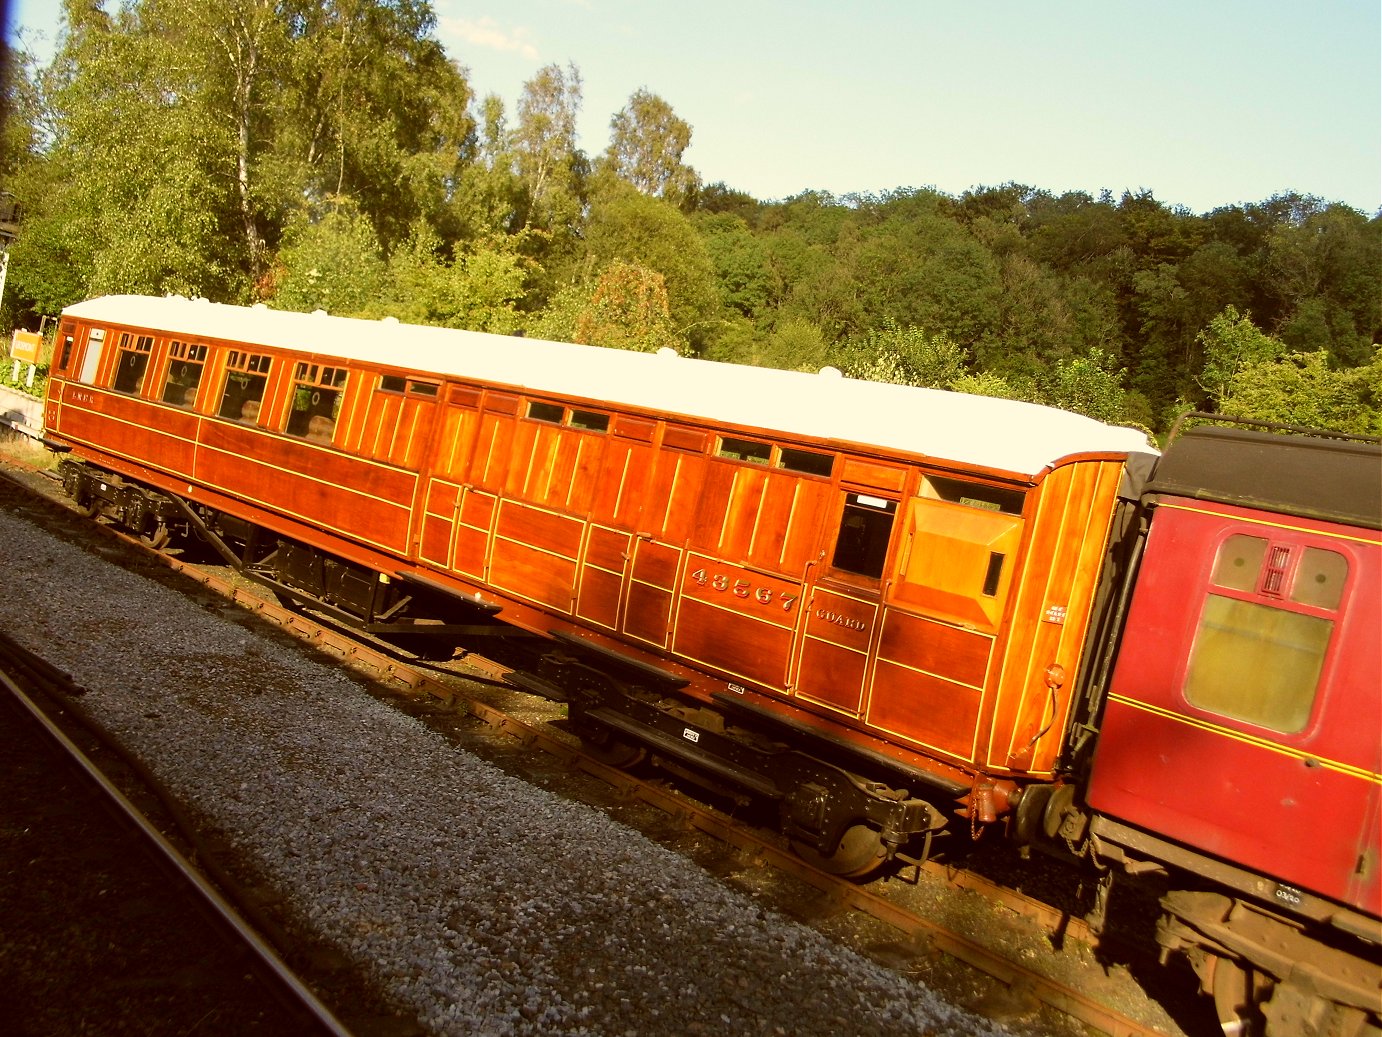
[1161,502,1382,547]
[1107,692,1381,783]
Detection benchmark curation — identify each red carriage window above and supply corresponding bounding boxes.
[160,341,208,407]
[1184,535,1348,733]
[217,351,272,423]
[716,438,833,476]
[111,333,155,395]
[57,333,76,373]
[1292,547,1348,610]
[527,401,563,423]
[381,375,439,398]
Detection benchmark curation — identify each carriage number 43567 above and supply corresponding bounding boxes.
[689,568,798,612]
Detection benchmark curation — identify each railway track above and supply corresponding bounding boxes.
[0,629,355,1037]
[0,458,1211,1037]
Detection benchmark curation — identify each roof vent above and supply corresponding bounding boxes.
[312,309,328,317]
[818,366,843,378]
[251,303,268,311]
[656,347,678,359]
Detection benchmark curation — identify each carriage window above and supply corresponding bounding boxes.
[57,334,75,372]
[1185,538,1346,733]
[921,475,1025,515]
[217,351,272,423]
[525,400,609,432]
[286,362,346,442]
[569,409,609,432]
[778,447,833,477]
[527,401,564,423]
[830,494,897,580]
[160,341,208,407]
[1292,548,1348,610]
[111,333,155,395]
[78,328,106,384]
[380,375,438,397]
[718,436,772,464]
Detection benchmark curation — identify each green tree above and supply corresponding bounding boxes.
[1221,349,1381,435]
[1195,305,1284,410]
[1036,348,1128,424]
[526,279,593,343]
[9,0,472,309]
[271,203,388,314]
[510,62,585,231]
[572,261,680,353]
[832,319,967,389]
[599,88,699,206]
[695,213,771,319]
[853,193,1003,348]
[374,223,527,333]
[753,317,828,371]
[582,183,720,349]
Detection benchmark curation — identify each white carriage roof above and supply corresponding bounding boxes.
[64,294,1156,479]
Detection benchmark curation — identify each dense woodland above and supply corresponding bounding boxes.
[3,0,1379,438]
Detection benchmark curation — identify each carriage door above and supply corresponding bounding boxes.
[790,486,899,717]
[77,327,106,384]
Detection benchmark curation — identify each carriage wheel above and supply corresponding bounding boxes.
[791,823,889,879]
[1207,954,1268,1037]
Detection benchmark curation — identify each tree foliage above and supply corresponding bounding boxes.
[599,88,699,206]
[2,4,1376,439]
[572,261,680,353]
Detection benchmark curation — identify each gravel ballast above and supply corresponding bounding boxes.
[0,503,1008,1037]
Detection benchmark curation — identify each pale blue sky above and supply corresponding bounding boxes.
[8,0,1380,214]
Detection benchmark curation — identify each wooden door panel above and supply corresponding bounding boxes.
[866,662,982,760]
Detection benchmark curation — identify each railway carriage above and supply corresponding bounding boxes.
[39,294,1381,1035]
[42,295,1151,866]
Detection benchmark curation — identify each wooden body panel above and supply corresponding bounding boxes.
[1088,499,1382,913]
[50,384,201,477]
[983,459,1126,774]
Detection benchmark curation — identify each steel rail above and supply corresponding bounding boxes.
[0,635,355,1037]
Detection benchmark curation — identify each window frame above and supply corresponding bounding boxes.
[160,340,209,408]
[826,492,898,585]
[286,362,347,442]
[523,399,611,434]
[1182,532,1350,734]
[111,333,155,396]
[714,435,834,478]
[217,350,273,423]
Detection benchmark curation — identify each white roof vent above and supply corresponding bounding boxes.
[656,347,678,359]
[818,366,843,378]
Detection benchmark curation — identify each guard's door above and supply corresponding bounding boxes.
[790,490,897,716]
